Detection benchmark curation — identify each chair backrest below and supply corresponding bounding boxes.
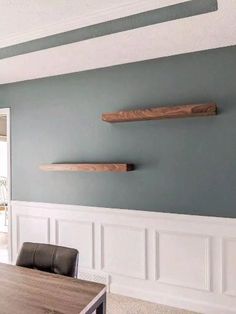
[16,242,79,278]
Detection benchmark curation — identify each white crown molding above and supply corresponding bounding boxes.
[0,0,189,48]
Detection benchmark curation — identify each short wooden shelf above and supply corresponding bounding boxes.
[40,163,134,172]
[102,103,217,123]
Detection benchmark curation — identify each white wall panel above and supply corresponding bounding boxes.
[16,215,49,252]
[101,224,147,279]
[222,238,236,297]
[11,201,236,314]
[55,219,94,269]
[156,232,210,291]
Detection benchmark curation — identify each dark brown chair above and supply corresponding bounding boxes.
[16,242,79,278]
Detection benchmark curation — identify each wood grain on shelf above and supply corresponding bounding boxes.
[102,103,217,123]
[40,163,134,172]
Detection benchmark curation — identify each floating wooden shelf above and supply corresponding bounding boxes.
[102,103,217,123]
[40,163,134,172]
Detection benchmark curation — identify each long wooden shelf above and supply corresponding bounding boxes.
[102,103,217,123]
[40,163,134,172]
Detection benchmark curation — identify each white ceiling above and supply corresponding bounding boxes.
[0,0,188,48]
[1,0,235,85]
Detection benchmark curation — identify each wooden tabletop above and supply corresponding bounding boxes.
[0,263,106,314]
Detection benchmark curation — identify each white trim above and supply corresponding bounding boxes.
[0,0,189,48]
[0,108,12,262]
[221,237,236,297]
[10,200,236,225]
[55,219,95,269]
[16,215,50,252]
[155,231,212,292]
[111,284,236,314]
[11,200,236,314]
[100,223,148,279]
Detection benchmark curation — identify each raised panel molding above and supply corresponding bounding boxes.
[16,215,50,252]
[221,238,236,297]
[156,231,211,291]
[55,219,94,269]
[101,224,147,279]
[11,201,236,314]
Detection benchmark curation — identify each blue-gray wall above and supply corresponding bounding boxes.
[0,45,236,218]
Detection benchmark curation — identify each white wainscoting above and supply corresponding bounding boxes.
[11,201,236,314]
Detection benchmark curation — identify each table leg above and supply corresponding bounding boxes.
[96,295,106,314]
[86,292,106,314]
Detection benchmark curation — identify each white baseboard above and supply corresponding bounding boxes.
[111,284,236,314]
[11,201,236,314]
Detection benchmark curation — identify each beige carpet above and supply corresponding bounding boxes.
[107,294,200,314]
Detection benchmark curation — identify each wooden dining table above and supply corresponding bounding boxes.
[0,262,106,313]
